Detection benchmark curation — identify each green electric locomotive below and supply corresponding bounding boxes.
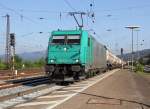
[45,29,107,80]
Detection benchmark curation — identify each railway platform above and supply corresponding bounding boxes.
[10,69,150,109]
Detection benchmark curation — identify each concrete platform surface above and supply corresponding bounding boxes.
[10,69,150,109]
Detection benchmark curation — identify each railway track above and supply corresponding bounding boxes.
[0,74,88,102]
[0,74,85,101]
[0,76,49,90]
[0,84,55,102]
[0,76,53,102]
[0,68,44,80]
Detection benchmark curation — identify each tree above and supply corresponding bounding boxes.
[139,58,144,65]
[145,54,150,65]
[0,59,7,70]
[23,61,34,68]
[23,57,45,69]
[14,55,23,69]
[33,57,45,67]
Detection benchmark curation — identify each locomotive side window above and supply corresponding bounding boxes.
[67,35,80,44]
[52,36,65,44]
[88,38,90,46]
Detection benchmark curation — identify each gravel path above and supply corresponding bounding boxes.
[0,84,46,97]
[0,84,64,109]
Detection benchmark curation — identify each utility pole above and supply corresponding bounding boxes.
[139,40,144,56]
[5,14,11,68]
[115,43,119,54]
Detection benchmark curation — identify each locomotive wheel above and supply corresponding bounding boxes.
[47,72,53,82]
[60,74,65,81]
[73,72,79,80]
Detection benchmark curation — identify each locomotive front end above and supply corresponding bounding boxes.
[45,30,82,80]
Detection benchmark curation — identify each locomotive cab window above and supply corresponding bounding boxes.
[67,35,80,44]
[51,36,65,44]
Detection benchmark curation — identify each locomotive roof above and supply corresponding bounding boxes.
[51,30,85,35]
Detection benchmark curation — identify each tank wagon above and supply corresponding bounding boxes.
[45,29,124,80]
[106,50,126,68]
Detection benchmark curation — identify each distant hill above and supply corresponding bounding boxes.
[118,49,150,61]
[1,49,150,62]
[0,51,46,61]
[19,51,46,61]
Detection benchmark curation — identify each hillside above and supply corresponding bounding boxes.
[118,49,150,61]
[0,49,150,62]
[0,51,46,61]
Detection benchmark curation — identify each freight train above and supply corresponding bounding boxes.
[45,29,125,81]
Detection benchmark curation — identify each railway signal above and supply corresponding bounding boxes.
[121,48,123,56]
[10,33,16,77]
[10,33,15,47]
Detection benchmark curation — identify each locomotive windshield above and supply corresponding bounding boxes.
[51,35,80,44]
[67,35,80,44]
[52,36,65,44]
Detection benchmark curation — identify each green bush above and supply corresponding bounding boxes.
[32,58,45,68]
[0,63,7,70]
[21,57,45,69]
[23,61,34,68]
[0,59,7,70]
[0,56,45,70]
[135,63,144,72]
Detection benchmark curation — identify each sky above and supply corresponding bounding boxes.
[0,0,150,55]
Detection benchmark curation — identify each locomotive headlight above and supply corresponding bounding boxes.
[50,59,54,63]
[75,59,79,63]
[64,47,67,51]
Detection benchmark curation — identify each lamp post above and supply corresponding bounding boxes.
[125,26,140,71]
[135,30,140,61]
[140,40,144,52]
